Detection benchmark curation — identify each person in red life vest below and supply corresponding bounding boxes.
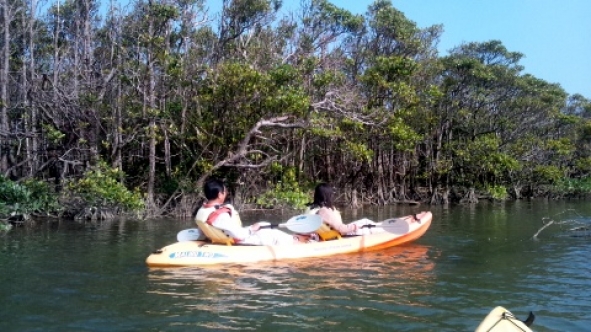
[195,178,303,245]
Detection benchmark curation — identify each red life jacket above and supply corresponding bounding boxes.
[203,203,233,225]
[200,203,240,243]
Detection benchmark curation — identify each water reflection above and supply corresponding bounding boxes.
[146,245,437,330]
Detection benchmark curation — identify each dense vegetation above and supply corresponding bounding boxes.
[1,0,590,225]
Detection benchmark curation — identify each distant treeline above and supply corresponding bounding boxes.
[1,0,590,219]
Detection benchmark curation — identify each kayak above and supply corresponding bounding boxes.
[146,211,432,267]
[475,306,535,332]
[146,212,432,267]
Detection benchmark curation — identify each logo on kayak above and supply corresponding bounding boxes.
[169,251,227,259]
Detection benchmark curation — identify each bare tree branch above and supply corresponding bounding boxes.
[311,90,387,126]
[195,115,306,187]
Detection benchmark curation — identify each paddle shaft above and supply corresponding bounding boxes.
[260,222,307,229]
[365,215,422,228]
[177,214,322,241]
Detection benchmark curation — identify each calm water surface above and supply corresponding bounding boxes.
[1,200,591,331]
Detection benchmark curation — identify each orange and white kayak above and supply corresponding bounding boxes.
[146,211,432,267]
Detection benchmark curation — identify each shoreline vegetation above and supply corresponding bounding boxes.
[1,0,591,228]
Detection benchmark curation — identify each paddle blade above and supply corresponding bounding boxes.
[176,228,206,242]
[281,214,322,234]
[522,312,535,327]
[379,218,410,234]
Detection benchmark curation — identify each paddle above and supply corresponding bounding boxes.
[264,214,322,234]
[176,214,322,242]
[358,216,411,234]
[522,312,535,327]
[177,228,206,242]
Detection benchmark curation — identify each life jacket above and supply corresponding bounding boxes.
[195,202,243,240]
[305,206,342,241]
[195,203,242,225]
[205,205,232,225]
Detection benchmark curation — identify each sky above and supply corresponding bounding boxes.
[327,0,591,98]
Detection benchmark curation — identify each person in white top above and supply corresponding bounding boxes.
[195,178,303,246]
[308,183,378,235]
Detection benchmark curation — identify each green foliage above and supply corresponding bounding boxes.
[545,138,575,158]
[256,184,309,210]
[0,221,12,231]
[452,134,521,183]
[361,56,419,108]
[485,185,508,200]
[255,163,309,209]
[574,157,591,174]
[342,141,373,162]
[149,3,179,21]
[557,113,581,125]
[533,165,564,184]
[367,0,422,53]
[357,55,423,152]
[42,124,65,144]
[191,62,310,173]
[433,158,453,176]
[0,176,60,219]
[386,115,422,151]
[5,0,591,213]
[198,62,308,122]
[581,122,591,139]
[555,176,591,196]
[67,162,144,212]
[313,70,345,91]
[309,0,364,33]
[299,0,364,55]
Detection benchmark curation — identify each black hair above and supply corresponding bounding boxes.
[310,183,335,209]
[203,178,226,200]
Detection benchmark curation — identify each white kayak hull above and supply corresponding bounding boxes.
[475,306,534,332]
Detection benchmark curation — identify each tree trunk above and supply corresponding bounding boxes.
[163,124,171,177]
[376,144,385,204]
[460,187,478,204]
[52,1,61,102]
[0,0,10,173]
[146,15,157,214]
[112,74,123,170]
[298,135,305,176]
[26,0,38,176]
[351,187,359,208]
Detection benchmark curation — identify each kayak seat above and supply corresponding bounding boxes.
[316,223,342,241]
[196,220,235,246]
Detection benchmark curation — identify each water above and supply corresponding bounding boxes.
[1,200,591,331]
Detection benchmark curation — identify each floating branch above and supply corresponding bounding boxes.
[532,209,588,240]
[532,219,554,240]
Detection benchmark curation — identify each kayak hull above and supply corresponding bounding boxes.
[146,212,432,267]
[475,306,534,332]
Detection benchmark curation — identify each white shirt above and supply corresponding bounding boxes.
[212,212,251,240]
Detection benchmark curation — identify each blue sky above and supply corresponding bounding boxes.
[328,0,591,98]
